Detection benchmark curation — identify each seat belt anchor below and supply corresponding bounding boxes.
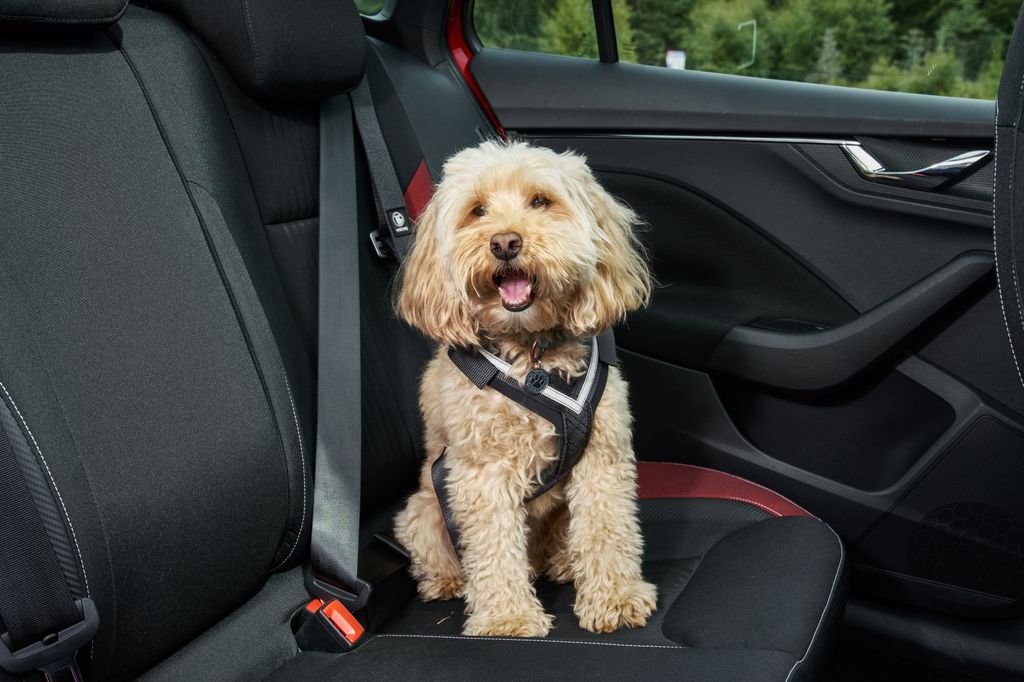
[0,597,99,681]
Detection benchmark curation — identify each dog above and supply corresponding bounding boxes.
[393,140,656,638]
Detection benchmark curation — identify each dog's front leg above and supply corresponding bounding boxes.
[566,373,657,633]
[448,456,554,638]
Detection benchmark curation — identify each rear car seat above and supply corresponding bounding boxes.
[0,1,846,680]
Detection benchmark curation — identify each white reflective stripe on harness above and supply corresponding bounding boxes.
[477,336,601,415]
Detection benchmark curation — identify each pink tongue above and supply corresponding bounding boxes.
[499,275,531,303]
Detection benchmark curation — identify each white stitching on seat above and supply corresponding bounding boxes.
[709,495,783,517]
[642,462,815,517]
[270,375,308,571]
[374,633,686,650]
[994,92,1024,391]
[784,527,845,682]
[0,380,90,597]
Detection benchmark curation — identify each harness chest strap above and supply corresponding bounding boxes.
[432,330,618,552]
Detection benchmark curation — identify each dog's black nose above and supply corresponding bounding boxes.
[489,232,522,261]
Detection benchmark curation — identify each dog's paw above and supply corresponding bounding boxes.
[464,607,554,638]
[417,574,465,601]
[575,579,657,633]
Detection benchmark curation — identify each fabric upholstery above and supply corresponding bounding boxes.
[142,0,366,99]
[139,568,310,681]
[0,9,310,678]
[0,0,127,27]
[994,3,1024,393]
[266,498,846,681]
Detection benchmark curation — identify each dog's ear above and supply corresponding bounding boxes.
[565,161,652,337]
[395,199,480,348]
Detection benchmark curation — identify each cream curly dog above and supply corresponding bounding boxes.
[393,140,656,637]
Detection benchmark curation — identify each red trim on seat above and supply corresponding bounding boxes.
[637,461,814,518]
[446,0,507,139]
[403,159,434,220]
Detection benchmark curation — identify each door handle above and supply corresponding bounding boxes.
[708,251,993,392]
[840,143,990,191]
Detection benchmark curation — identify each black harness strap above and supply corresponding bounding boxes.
[430,452,462,551]
[350,78,413,261]
[432,331,617,552]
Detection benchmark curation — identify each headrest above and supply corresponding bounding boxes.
[146,0,366,100]
[0,0,128,29]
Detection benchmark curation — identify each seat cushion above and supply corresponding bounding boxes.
[265,462,845,681]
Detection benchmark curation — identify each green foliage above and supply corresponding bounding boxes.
[773,0,894,83]
[621,0,694,65]
[539,0,599,58]
[679,0,775,78]
[352,0,383,15]
[474,0,547,53]
[864,50,962,96]
[473,0,1019,99]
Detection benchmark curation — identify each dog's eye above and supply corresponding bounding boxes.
[472,204,487,217]
[530,195,551,209]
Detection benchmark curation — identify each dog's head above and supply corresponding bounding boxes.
[396,141,651,347]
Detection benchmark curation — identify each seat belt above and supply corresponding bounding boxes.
[350,79,414,261]
[306,93,372,610]
[0,397,98,680]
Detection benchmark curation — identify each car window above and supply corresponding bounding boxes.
[354,0,384,16]
[474,0,599,59]
[474,0,1020,100]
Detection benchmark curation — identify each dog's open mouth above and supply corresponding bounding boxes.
[494,269,535,312]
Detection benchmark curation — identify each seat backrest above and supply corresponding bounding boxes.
[134,1,433,513]
[995,3,1024,394]
[0,0,364,677]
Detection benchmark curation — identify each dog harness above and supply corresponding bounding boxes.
[431,330,618,551]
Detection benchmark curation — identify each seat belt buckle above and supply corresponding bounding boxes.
[293,598,365,653]
[0,598,99,681]
[311,598,365,648]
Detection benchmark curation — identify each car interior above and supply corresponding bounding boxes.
[1,0,1023,680]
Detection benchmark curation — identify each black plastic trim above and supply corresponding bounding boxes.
[591,0,617,64]
[708,251,994,392]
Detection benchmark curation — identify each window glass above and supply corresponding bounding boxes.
[616,0,1017,99]
[474,0,599,59]
[474,0,1019,100]
[353,0,384,15]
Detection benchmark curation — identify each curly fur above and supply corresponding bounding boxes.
[394,140,656,637]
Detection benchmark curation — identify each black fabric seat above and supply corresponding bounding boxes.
[270,500,842,681]
[0,2,845,680]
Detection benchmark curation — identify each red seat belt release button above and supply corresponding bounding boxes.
[314,599,364,646]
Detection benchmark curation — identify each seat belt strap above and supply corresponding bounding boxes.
[307,93,371,610]
[350,78,413,262]
[0,396,98,679]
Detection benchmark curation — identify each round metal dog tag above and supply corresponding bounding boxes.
[524,368,550,394]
